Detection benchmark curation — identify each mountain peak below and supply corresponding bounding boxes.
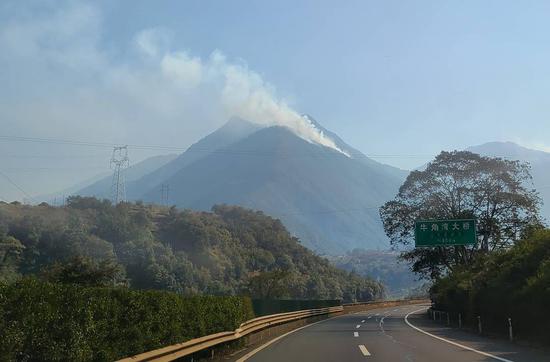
[217,117,262,136]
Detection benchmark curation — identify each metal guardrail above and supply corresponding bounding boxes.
[343,298,430,307]
[118,306,343,362]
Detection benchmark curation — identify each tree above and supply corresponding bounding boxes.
[0,236,25,282]
[41,256,126,287]
[380,151,541,279]
[246,270,291,299]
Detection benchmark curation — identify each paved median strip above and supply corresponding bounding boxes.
[358,344,371,356]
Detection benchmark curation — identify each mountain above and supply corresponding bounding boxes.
[126,118,261,202]
[329,249,424,298]
[126,117,408,254]
[467,142,550,222]
[34,171,111,205]
[76,154,178,199]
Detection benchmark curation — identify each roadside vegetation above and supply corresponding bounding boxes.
[0,278,253,360]
[0,198,385,360]
[431,228,550,343]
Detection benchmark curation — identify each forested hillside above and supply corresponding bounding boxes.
[330,250,426,298]
[138,123,407,253]
[0,198,384,302]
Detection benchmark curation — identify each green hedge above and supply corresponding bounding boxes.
[0,279,254,361]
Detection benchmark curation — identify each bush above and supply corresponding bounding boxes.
[431,229,550,344]
[0,279,254,361]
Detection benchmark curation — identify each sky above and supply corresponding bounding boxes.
[1,0,550,201]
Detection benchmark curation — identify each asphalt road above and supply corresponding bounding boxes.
[238,303,550,362]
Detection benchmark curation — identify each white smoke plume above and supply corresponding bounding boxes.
[138,31,348,155]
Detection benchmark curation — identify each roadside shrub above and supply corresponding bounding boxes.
[0,279,254,361]
[431,229,550,344]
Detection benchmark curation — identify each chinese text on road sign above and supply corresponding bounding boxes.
[415,219,476,247]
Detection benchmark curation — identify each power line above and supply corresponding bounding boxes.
[0,134,437,159]
[2,134,541,161]
[0,170,32,199]
[2,167,109,172]
[274,205,381,217]
[0,153,110,159]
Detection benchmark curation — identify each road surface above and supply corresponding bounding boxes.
[237,303,549,362]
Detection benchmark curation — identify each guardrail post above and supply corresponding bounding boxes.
[508,317,513,342]
[458,313,462,329]
[477,316,482,334]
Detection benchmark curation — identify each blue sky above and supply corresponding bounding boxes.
[97,0,550,157]
[1,0,550,199]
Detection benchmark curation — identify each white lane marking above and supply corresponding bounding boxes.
[375,313,380,316]
[404,308,515,362]
[361,319,366,323]
[379,315,388,330]
[393,309,399,312]
[354,332,359,337]
[356,324,361,328]
[358,344,371,356]
[367,316,372,319]
[236,317,336,362]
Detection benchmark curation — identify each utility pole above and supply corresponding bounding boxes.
[160,184,169,205]
[110,146,129,204]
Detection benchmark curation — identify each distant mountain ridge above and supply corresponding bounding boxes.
[467,141,550,222]
[75,117,408,254]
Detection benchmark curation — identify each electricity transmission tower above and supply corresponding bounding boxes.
[110,146,129,204]
[160,184,170,205]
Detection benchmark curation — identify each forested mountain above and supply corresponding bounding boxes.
[0,198,384,301]
[89,117,407,254]
[467,142,550,222]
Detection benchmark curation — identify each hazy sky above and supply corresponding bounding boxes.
[1,0,550,200]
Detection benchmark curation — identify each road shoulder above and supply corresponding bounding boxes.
[405,308,550,362]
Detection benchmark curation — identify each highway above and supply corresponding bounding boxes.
[236,303,549,362]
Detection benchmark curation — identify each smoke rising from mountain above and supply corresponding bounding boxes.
[137,31,347,155]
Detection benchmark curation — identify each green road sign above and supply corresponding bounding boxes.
[415,219,476,247]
